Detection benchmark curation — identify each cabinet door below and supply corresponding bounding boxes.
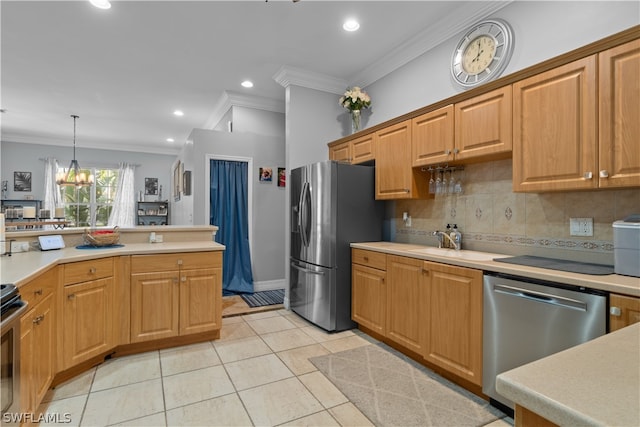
[328,141,352,163]
[33,293,55,405]
[455,86,512,161]
[412,105,454,166]
[609,293,640,332]
[352,133,375,164]
[423,262,483,385]
[63,277,114,368]
[385,255,426,354]
[20,308,35,415]
[375,120,427,199]
[599,39,640,188]
[513,55,597,192]
[131,272,179,343]
[352,263,386,335]
[179,268,222,335]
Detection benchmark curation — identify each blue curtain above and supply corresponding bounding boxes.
[210,160,254,295]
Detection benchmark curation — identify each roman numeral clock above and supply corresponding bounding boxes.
[451,19,514,88]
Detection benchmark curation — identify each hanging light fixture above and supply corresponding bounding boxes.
[56,115,94,187]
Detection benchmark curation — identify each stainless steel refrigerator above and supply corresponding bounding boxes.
[290,161,383,332]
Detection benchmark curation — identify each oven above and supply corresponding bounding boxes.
[1,283,27,426]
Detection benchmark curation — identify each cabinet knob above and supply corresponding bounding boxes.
[181,276,187,282]
[34,289,43,295]
[89,267,97,274]
[33,315,44,325]
[404,189,410,193]
[363,256,369,261]
[453,148,460,154]
[610,306,622,317]
[583,171,593,180]
[599,170,609,178]
[67,294,75,300]
[177,259,183,266]
[445,149,452,155]
[421,268,429,275]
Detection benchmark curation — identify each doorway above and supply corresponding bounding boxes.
[206,155,254,295]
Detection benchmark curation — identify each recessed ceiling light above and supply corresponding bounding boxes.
[166,138,175,143]
[89,0,111,10]
[173,110,184,117]
[343,19,360,32]
[241,80,254,88]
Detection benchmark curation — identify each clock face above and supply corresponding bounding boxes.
[451,19,514,88]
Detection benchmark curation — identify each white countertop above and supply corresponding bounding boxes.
[351,242,640,297]
[496,323,640,427]
[1,241,224,287]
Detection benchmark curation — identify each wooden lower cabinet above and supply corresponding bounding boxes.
[130,252,223,343]
[609,293,640,332]
[130,271,180,342]
[179,268,222,335]
[20,292,55,415]
[422,261,483,386]
[352,260,387,336]
[385,255,426,354]
[62,277,115,368]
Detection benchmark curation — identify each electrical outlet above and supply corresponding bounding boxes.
[155,234,163,243]
[570,217,593,236]
[10,241,29,252]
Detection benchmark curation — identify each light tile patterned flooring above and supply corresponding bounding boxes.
[39,309,513,427]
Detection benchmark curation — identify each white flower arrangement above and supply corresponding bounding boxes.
[339,86,371,112]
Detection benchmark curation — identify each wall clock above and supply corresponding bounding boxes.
[451,19,514,89]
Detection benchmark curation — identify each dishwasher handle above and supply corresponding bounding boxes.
[493,283,588,312]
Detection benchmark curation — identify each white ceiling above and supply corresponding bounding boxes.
[1,0,508,155]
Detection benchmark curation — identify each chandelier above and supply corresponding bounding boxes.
[56,115,94,187]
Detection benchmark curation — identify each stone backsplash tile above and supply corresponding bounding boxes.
[393,159,640,256]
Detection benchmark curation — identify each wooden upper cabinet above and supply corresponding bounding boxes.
[328,133,375,164]
[599,39,640,188]
[455,86,512,161]
[351,133,375,164]
[412,105,454,166]
[375,120,428,199]
[328,140,351,163]
[512,55,598,192]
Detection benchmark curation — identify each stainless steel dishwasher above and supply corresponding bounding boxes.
[483,273,607,413]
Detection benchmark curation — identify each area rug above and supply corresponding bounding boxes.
[240,289,285,308]
[310,343,506,427]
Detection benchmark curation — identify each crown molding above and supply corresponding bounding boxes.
[2,135,181,156]
[203,90,285,130]
[350,1,513,87]
[273,65,348,95]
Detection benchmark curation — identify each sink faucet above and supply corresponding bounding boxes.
[432,231,460,251]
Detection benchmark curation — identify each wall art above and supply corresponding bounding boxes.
[259,167,273,182]
[14,171,32,192]
[145,177,158,195]
[278,167,286,187]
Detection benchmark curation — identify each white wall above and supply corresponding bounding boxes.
[1,141,173,202]
[187,129,286,284]
[364,1,639,127]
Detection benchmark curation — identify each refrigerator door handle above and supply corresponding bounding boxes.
[297,181,308,247]
[300,181,311,247]
[291,262,326,276]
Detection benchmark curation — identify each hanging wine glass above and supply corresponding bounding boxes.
[448,169,456,194]
[429,169,435,194]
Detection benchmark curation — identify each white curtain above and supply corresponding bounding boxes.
[108,162,136,227]
[43,157,60,228]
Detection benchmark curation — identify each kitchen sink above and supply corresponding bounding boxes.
[407,247,503,262]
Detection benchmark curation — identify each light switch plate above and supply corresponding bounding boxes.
[569,217,593,236]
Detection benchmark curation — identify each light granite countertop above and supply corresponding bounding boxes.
[351,241,640,297]
[1,241,225,287]
[496,323,640,427]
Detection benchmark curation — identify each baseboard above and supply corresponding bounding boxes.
[253,278,285,292]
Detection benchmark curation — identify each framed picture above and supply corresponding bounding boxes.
[183,171,192,196]
[173,160,181,201]
[14,171,32,192]
[259,167,273,182]
[277,167,286,187]
[145,177,158,195]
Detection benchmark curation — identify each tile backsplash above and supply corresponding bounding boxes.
[394,159,640,264]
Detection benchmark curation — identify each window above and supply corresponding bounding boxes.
[59,167,118,227]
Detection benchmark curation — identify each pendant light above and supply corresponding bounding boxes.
[56,115,94,187]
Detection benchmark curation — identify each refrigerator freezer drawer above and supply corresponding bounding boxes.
[289,259,336,331]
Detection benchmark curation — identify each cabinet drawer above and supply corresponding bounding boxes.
[63,258,114,285]
[352,249,386,271]
[20,267,58,306]
[131,251,222,274]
